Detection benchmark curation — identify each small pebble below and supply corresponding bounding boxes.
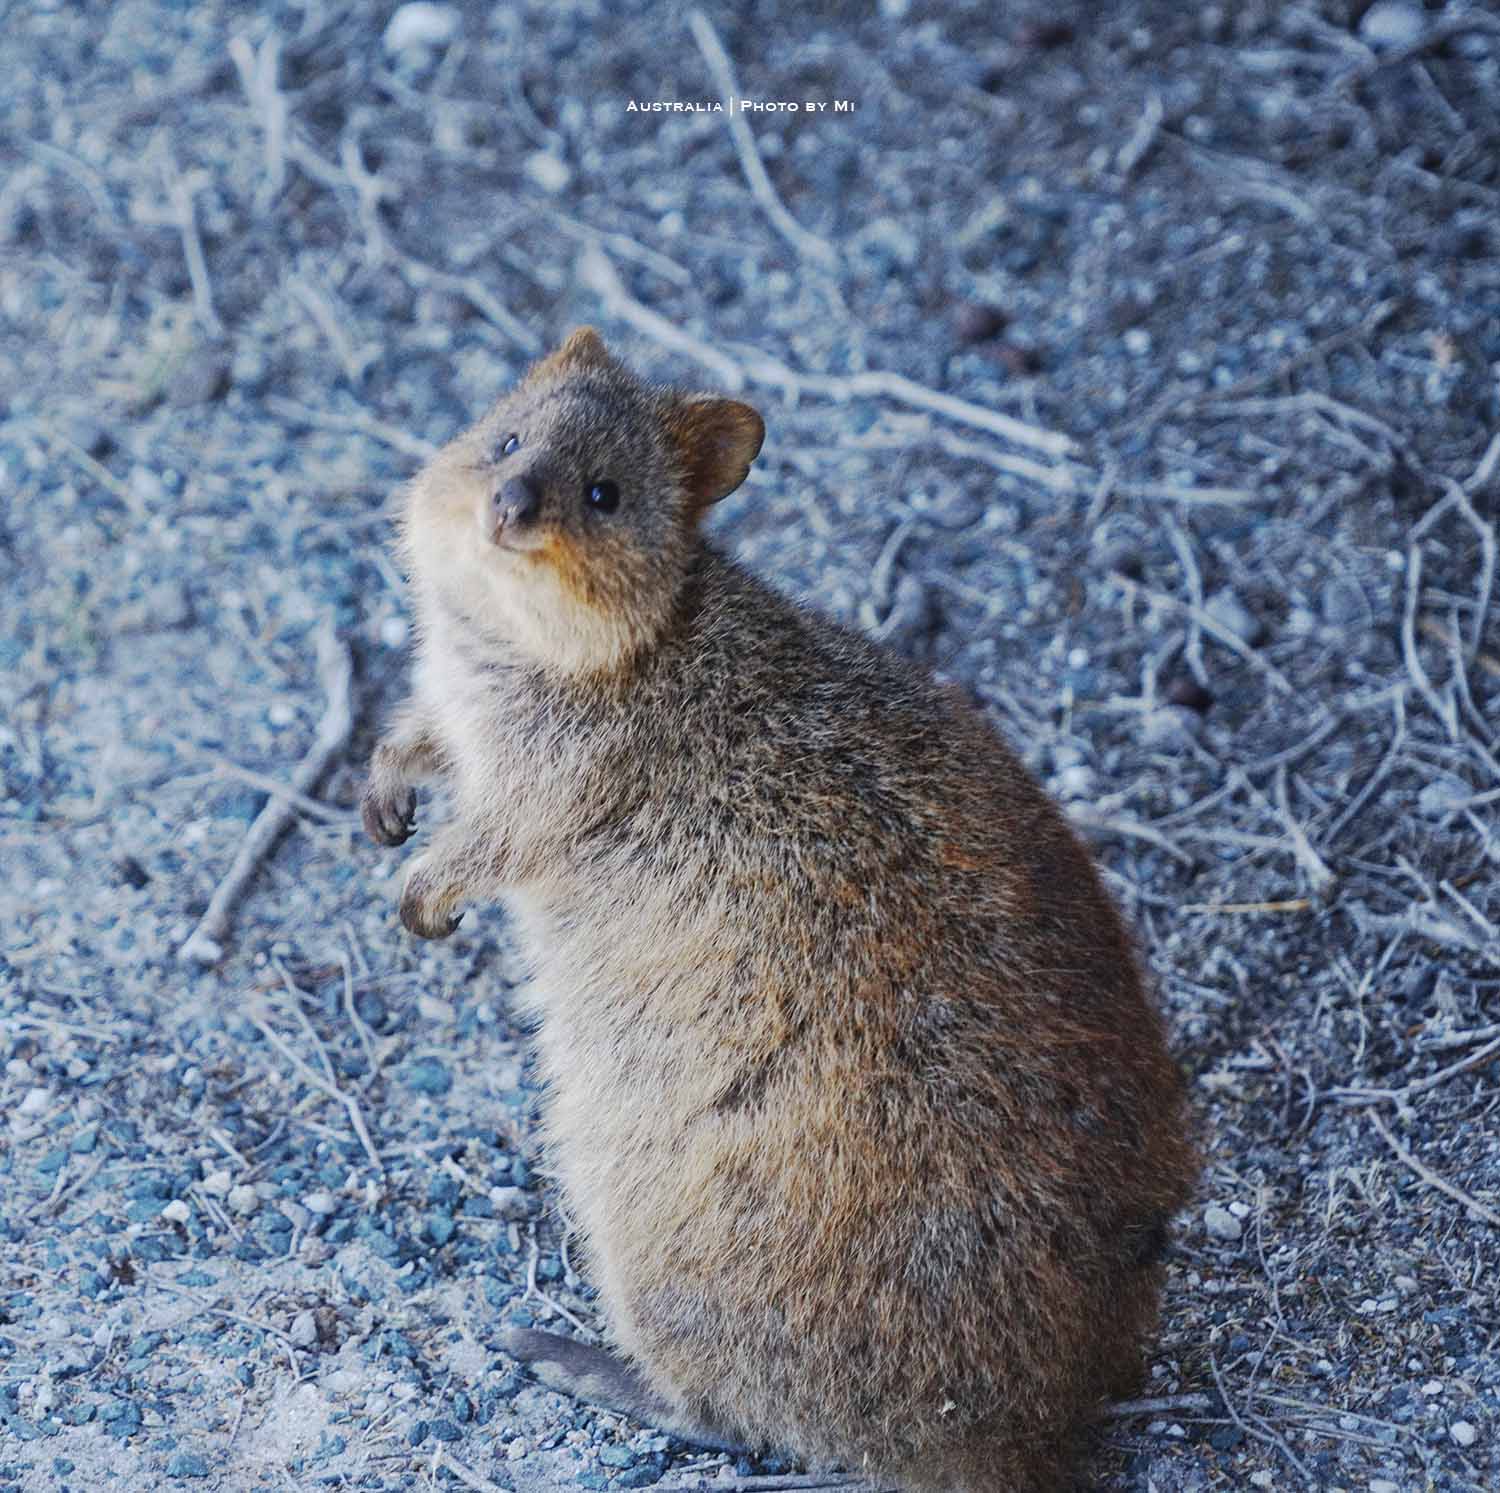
[1203,588,1262,645]
[159,1200,192,1226]
[488,1186,533,1221]
[288,1312,319,1349]
[1249,1473,1274,1490]
[417,992,456,1024]
[1204,1205,1242,1242]
[227,1184,259,1217]
[279,1201,311,1232]
[166,346,229,408]
[302,1191,337,1216]
[953,302,1009,344]
[1165,675,1214,713]
[404,1058,453,1096]
[1417,776,1472,819]
[995,342,1042,377]
[1359,2,1424,51]
[1015,19,1074,50]
[202,1168,232,1197]
[524,152,572,194]
[383,2,459,53]
[1139,705,1202,749]
[19,1087,51,1117]
[1320,576,1369,628]
[1052,765,1096,801]
[1449,1420,1477,1448]
[1370,1480,1401,1493]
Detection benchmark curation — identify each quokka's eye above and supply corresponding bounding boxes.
[500,434,520,457]
[586,480,621,514]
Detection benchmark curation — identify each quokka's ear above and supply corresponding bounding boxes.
[524,326,612,382]
[663,395,765,511]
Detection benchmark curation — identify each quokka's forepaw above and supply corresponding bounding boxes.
[362,783,417,847]
[398,856,463,939]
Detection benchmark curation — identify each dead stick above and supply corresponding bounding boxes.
[1368,1109,1500,1228]
[579,244,1076,459]
[179,620,353,964]
[430,1448,513,1493]
[687,10,838,270]
[1102,1392,1217,1418]
[245,1006,384,1176]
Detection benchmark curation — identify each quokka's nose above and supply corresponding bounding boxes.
[495,475,542,527]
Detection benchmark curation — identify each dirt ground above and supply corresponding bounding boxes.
[2,1,1499,1490]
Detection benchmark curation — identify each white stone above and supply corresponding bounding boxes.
[524,152,572,195]
[1370,1479,1400,1493]
[1053,765,1097,801]
[1203,1204,1242,1242]
[379,616,409,649]
[417,992,455,1024]
[279,1202,311,1232]
[159,1199,192,1225]
[1203,588,1259,644]
[227,1183,259,1216]
[1359,2,1424,50]
[18,1087,51,1117]
[488,1186,533,1221]
[383,3,459,53]
[288,1311,319,1349]
[202,1168,232,1197]
[1450,1420,1478,1448]
[302,1191,337,1216]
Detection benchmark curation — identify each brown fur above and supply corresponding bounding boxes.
[363,330,1199,1491]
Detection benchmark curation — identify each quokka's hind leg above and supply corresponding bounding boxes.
[502,1327,747,1453]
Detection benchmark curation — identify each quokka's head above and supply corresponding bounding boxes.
[404,328,764,674]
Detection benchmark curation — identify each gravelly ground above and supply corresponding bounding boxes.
[2,1,1499,1490]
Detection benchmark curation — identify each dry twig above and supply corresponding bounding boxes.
[580,245,1076,460]
[163,151,223,338]
[430,1449,512,1493]
[1109,573,1293,694]
[244,1005,384,1175]
[227,30,287,211]
[1368,1109,1500,1229]
[686,10,839,270]
[179,620,353,965]
[1208,1351,1315,1487]
[1401,544,1458,740]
